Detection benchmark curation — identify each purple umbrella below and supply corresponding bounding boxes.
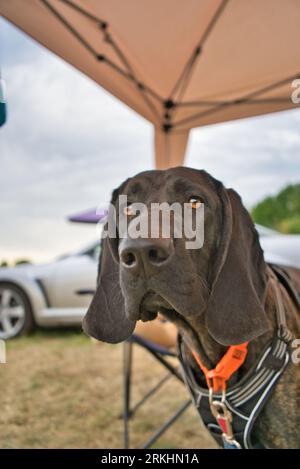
[68,208,108,224]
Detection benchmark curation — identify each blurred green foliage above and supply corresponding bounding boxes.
[0,259,33,268]
[14,259,32,266]
[251,183,300,234]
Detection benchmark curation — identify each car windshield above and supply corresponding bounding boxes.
[82,243,101,260]
[255,224,279,237]
[57,241,100,261]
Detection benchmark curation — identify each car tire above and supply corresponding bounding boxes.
[0,282,35,339]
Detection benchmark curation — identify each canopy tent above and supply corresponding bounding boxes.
[1,0,300,168]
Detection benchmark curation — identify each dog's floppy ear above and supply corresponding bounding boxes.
[82,236,135,343]
[82,180,136,343]
[206,188,269,346]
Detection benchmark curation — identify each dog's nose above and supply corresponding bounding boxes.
[119,238,173,274]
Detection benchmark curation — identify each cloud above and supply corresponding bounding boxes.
[0,18,153,262]
[187,109,300,206]
[0,17,300,263]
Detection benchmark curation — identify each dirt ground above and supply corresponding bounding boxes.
[0,329,217,449]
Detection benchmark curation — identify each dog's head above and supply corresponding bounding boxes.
[83,167,268,346]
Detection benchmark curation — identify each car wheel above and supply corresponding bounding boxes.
[0,283,34,339]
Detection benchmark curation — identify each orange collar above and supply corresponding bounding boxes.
[192,342,249,393]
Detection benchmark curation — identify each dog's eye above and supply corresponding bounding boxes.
[124,204,134,216]
[189,196,203,209]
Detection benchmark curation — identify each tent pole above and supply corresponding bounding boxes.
[154,127,190,169]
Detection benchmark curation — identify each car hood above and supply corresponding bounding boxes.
[260,233,300,268]
[0,261,58,279]
[0,254,95,280]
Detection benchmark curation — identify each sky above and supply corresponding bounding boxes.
[1,17,300,264]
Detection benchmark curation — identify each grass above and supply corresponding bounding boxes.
[0,329,216,449]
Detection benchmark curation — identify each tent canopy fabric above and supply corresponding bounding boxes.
[1,0,300,167]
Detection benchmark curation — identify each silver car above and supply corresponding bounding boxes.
[0,243,99,339]
[0,225,299,339]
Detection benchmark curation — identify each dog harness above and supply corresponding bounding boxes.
[178,265,298,449]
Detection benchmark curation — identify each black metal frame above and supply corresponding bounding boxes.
[123,334,191,449]
[39,0,298,134]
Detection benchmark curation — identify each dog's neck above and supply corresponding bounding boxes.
[185,283,279,379]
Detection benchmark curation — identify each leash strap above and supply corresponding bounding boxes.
[192,342,248,393]
[267,267,294,344]
[181,264,295,449]
[191,343,248,448]
[179,334,290,449]
[191,339,248,446]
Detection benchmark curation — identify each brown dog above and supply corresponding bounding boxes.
[83,167,300,448]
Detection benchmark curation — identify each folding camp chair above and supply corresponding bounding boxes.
[77,290,190,448]
[123,333,191,449]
